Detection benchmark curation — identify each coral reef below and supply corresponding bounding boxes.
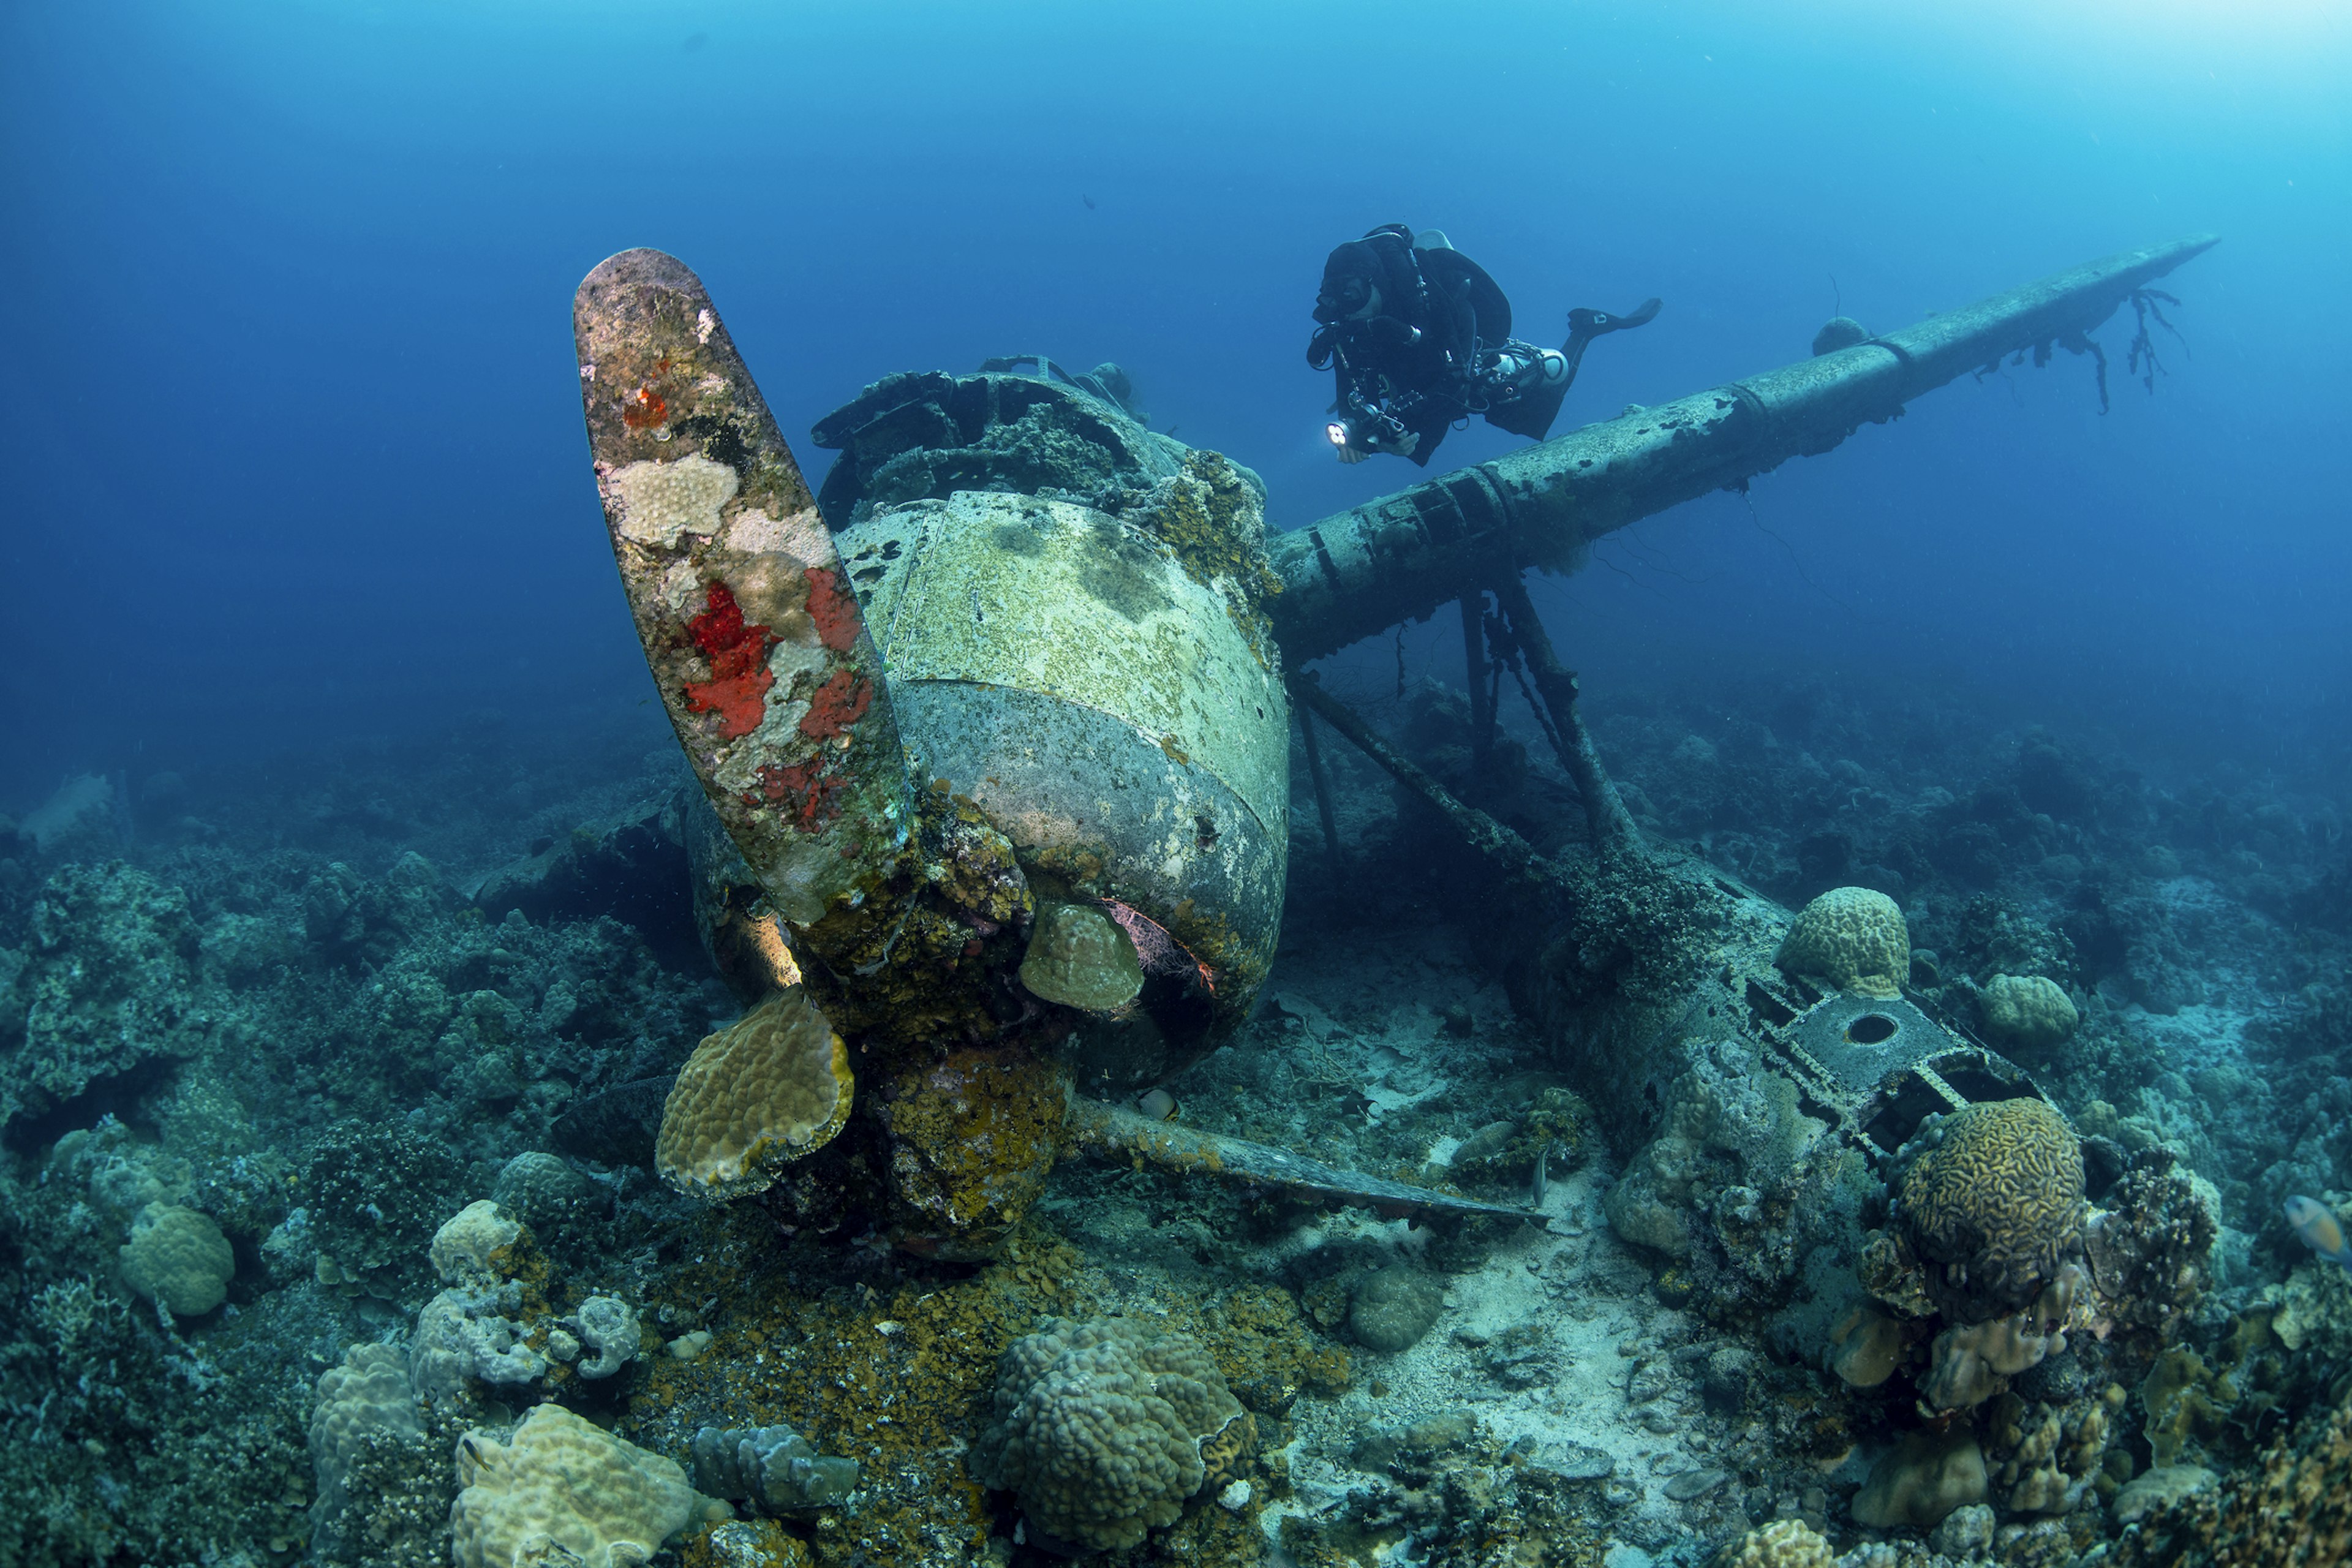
[971,1314,1252,1551]
[4,514,2350,1568]
[2107,1379,2352,1567]
[6,861,211,1128]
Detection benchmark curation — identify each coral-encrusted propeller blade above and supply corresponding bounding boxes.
[573,249,914,940]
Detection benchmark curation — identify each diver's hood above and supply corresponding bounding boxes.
[1312,243,1379,324]
[1314,226,1425,322]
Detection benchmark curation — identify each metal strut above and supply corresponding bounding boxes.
[1490,571,1643,859]
[1295,696,1346,883]
[1287,672,1556,900]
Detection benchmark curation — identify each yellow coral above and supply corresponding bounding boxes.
[876,1044,1067,1249]
[1137,451,1284,668]
[1899,1098,2084,1317]
[657,989,852,1200]
[1720,1518,1834,1568]
[1776,887,1909,997]
[453,1403,723,1568]
[429,1200,522,1284]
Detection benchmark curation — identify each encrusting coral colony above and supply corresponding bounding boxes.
[8,234,2352,1568]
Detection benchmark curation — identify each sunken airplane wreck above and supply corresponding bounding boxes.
[556,236,2217,1258]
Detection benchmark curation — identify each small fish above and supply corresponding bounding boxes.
[2285,1195,2352,1270]
[1081,194,1096,210]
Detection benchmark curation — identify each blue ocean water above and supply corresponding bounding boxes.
[8,9,2352,1567]
[4,1,2345,797]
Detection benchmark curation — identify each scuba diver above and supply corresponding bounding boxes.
[1308,223,1660,466]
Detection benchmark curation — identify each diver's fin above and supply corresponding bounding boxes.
[1567,297,1662,341]
[1509,296,1667,439]
[573,251,918,950]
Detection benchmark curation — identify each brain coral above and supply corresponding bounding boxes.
[657,987,853,1199]
[1898,1098,2085,1320]
[1349,1267,1446,1354]
[1776,887,1909,998]
[1981,974,2079,1051]
[118,1202,233,1316]
[971,1316,1250,1551]
[453,1403,718,1568]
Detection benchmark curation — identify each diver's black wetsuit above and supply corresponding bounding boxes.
[1308,224,1659,467]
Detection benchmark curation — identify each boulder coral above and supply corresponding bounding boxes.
[429,1200,523,1284]
[689,1424,858,1513]
[1349,1266,1446,1354]
[117,1202,233,1317]
[307,1343,421,1555]
[1828,1303,1910,1388]
[1980,973,2079,1050]
[451,1403,723,1568]
[1019,901,1144,1012]
[971,1316,1251,1551]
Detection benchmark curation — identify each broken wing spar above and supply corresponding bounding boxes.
[1269,234,2220,662]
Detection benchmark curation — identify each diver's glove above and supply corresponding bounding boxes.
[1336,427,1415,463]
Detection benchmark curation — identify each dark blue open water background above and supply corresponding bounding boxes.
[4,1,2346,804]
